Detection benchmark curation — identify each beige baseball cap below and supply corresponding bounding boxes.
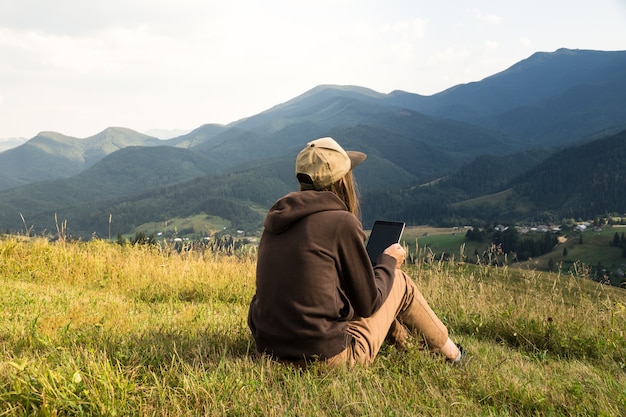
[295,137,367,190]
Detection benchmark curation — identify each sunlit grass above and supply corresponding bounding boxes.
[1,236,625,415]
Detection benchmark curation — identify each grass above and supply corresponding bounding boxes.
[518,228,626,283]
[1,236,626,416]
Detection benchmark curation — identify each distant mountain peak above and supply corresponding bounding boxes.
[266,84,387,112]
[309,84,385,95]
[35,131,78,140]
[89,126,146,138]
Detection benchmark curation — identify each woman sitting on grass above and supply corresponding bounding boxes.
[248,137,464,366]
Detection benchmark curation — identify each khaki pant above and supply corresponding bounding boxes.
[327,269,450,367]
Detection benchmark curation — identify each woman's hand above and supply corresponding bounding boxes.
[383,243,406,268]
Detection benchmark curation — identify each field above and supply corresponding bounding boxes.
[402,226,471,259]
[552,227,626,269]
[407,226,626,281]
[132,214,232,239]
[1,236,626,416]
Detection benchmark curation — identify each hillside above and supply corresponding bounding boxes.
[512,129,626,218]
[432,150,549,199]
[0,128,163,190]
[12,128,626,239]
[0,146,227,236]
[389,48,626,146]
[190,95,519,172]
[0,131,85,190]
[3,128,626,238]
[443,129,626,224]
[1,238,625,415]
[3,157,288,238]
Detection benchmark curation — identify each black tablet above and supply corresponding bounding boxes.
[366,220,405,265]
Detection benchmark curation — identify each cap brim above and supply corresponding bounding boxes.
[347,151,367,170]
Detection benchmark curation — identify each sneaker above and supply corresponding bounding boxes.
[450,345,469,367]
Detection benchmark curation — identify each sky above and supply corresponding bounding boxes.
[1,0,626,141]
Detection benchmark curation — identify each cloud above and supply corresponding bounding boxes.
[382,18,427,40]
[1,0,626,138]
[0,0,219,36]
[485,40,499,50]
[473,10,502,24]
[520,37,532,47]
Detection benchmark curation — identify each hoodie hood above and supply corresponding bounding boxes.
[264,191,347,234]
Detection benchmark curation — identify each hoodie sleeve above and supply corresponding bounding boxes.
[337,214,396,318]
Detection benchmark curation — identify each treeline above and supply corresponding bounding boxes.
[466,226,558,262]
[364,130,626,228]
[491,227,558,261]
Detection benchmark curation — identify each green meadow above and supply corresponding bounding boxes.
[408,226,626,279]
[1,236,625,416]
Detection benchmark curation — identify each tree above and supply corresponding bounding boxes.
[596,261,605,282]
[492,227,520,255]
[465,228,485,242]
[548,257,555,271]
[612,232,620,247]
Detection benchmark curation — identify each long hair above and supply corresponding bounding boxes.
[301,171,361,218]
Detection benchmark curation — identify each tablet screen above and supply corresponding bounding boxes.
[366,220,405,265]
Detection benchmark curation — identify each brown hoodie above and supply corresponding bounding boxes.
[248,190,396,360]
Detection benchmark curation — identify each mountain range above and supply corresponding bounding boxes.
[1,48,625,238]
